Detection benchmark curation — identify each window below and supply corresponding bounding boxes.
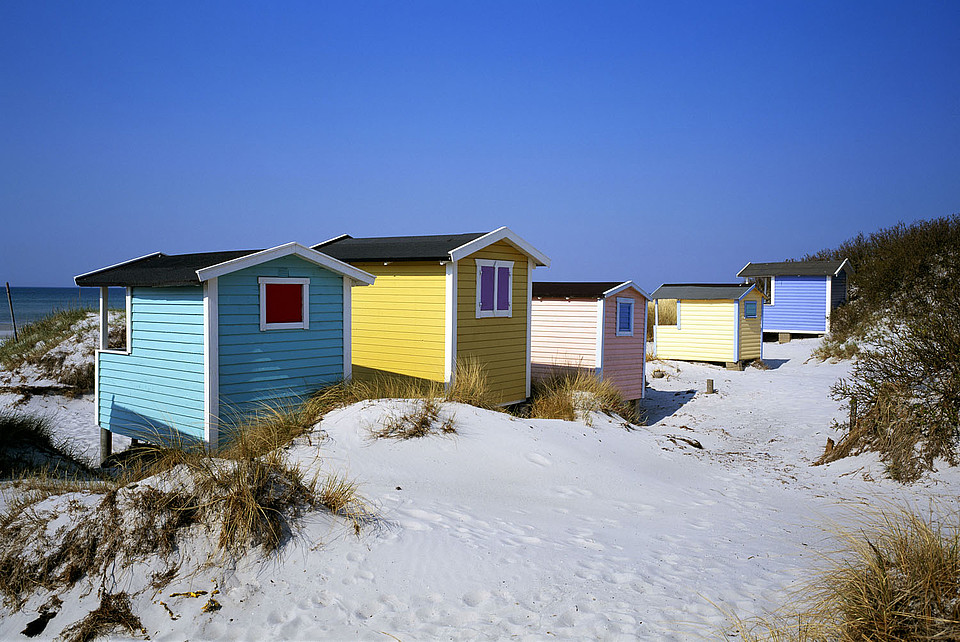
[616,298,634,336]
[259,277,310,330]
[744,300,758,319]
[475,259,513,318]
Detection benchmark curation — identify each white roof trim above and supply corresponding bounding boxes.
[834,258,854,276]
[74,251,163,282]
[736,283,758,301]
[602,281,651,300]
[195,242,376,285]
[736,261,753,279]
[448,226,550,266]
[313,233,351,249]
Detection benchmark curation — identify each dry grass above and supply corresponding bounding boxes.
[725,503,960,641]
[0,410,98,478]
[0,309,93,370]
[529,370,640,425]
[59,592,146,642]
[371,397,457,440]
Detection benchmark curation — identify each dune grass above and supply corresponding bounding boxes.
[727,503,960,641]
[0,308,94,371]
[529,370,640,425]
[0,410,98,478]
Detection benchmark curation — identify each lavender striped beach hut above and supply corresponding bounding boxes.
[737,259,853,338]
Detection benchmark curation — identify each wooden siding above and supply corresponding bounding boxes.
[655,299,736,362]
[217,255,345,423]
[99,286,206,441]
[738,291,763,361]
[350,261,446,382]
[601,290,647,400]
[765,275,828,333]
[457,241,529,403]
[831,272,847,308]
[530,298,598,378]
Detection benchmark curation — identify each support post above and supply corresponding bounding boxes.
[706,379,714,394]
[100,428,113,466]
[778,332,791,344]
[5,282,17,341]
[849,397,857,428]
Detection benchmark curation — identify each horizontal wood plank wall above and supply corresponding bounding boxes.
[656,299,736,362]
[457,241,528,403]
[602,291,647,400]
[99,286,206,441]
[764,275,828,333]
[218,255,345,424]
[831,272,847,308]
[351,261,446,382]
[530,298,598,378]
[739,291,763,360]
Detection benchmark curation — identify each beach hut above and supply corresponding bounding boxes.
[314,227,550,405]
[530,281,650,401]
[736,260,853,339]
[651,284,763,369]
[74,243,375,454]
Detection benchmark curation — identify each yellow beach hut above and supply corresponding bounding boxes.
[651,283,763,369]
[314,227,550,404]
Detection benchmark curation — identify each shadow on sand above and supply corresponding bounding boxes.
[758,358,789,370]
[640,388,697,425]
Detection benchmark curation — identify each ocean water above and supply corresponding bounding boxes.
[0,287,126,337]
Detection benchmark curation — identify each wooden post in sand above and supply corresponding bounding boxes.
[849,397,857,428]
[5,282,17,341]
[706,379,715,394]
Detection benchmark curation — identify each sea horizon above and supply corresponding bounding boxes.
[0,286,125,338]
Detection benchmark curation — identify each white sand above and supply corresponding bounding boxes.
[1,338,956,640]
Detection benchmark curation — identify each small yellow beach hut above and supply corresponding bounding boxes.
[314,227,550,404]
[651,283,763,369]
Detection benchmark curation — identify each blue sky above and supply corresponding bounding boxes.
[2,1,958,290]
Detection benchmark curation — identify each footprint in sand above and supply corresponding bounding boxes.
[525,452,551,467]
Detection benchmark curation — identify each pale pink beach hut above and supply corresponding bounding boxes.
[530,281,650,401]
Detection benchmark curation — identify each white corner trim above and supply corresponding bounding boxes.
[75,251,163,283]
[825,275,833,333]
[526,258,533,399]
[641,295,648,398]
[595,299,605,378]
[98,286,109,350]
[197,242,375,285]
[343,277,352,381]
[475,259,513,318]
[615,297,635,336]
[444,262,458,385]
[733,300,740,362]
[259,277,310,331]
[203,278,219,448]
[602,280,651,301]
[653,299,659,357]
[94,349,100,426]
[770,276,776,306]
[449,226,551,267]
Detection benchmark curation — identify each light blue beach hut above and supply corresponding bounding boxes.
[737,259,853,339]
[75,243,375,455]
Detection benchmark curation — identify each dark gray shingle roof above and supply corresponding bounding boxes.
[652,283,755,300]
[314,232,486,262]
[75,250,260,287]
[533,282,625,299]
[737,260,851,278]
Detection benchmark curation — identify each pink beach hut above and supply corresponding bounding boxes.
[530,281,650,401]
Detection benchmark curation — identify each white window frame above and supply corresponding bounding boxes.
[615,297,634,336]
[475,259,513,318]
[259,277,310,331]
